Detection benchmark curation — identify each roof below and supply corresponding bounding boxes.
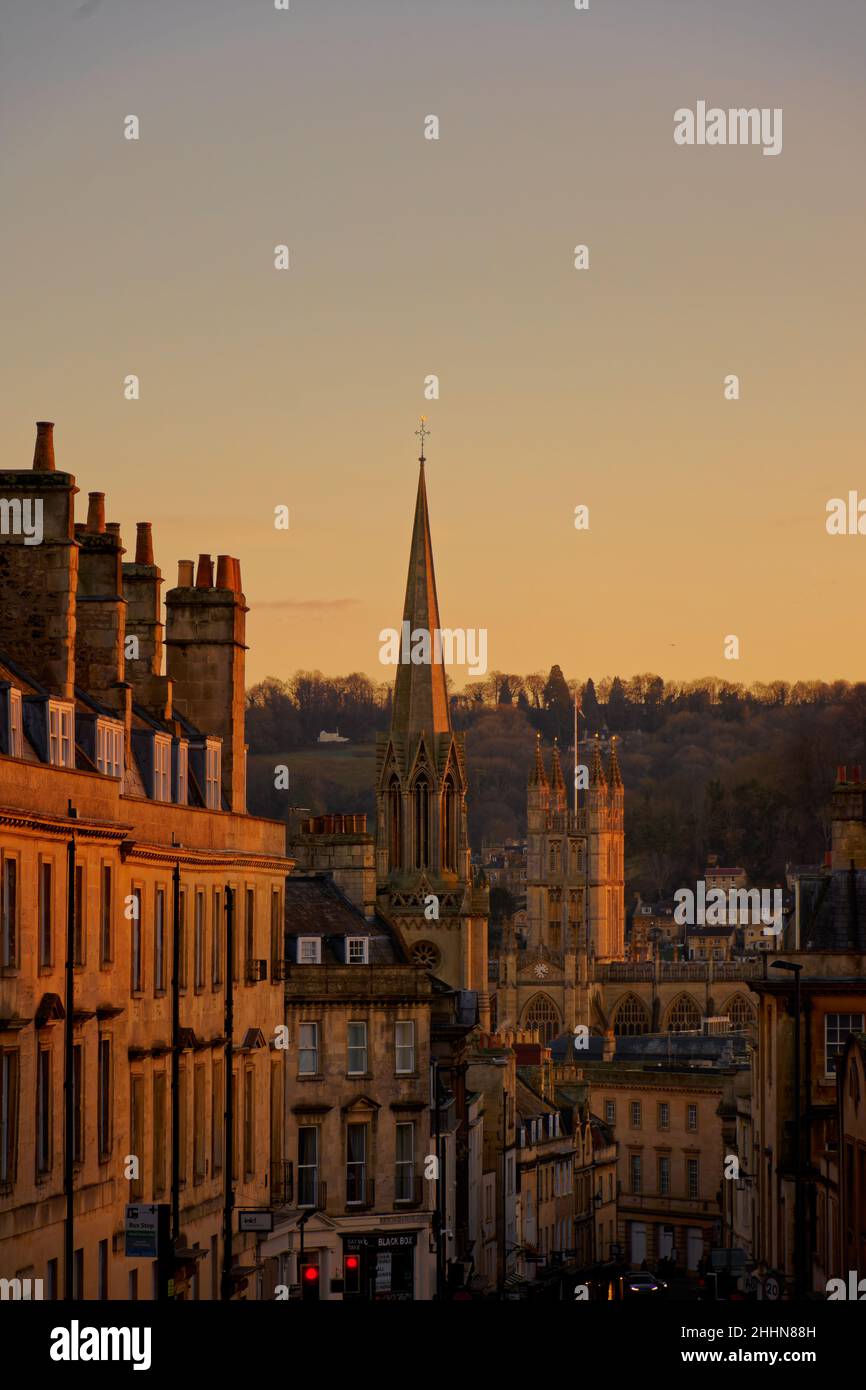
[549,1031,750,1066]
[284,873,409,964]
[797,869,866,952]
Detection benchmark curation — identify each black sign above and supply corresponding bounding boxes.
[344,1232,418,1252]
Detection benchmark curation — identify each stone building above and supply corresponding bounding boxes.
[554,1032,748,1272]
[0,422,291,1299]
[747,769,866,1296]
[259,867,477,1301]
[838,1032,866,1280]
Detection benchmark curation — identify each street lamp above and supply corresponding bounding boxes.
[770,960,804,1296]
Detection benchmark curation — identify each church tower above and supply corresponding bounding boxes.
[375,431,490,1027]
[505,731,625,1040]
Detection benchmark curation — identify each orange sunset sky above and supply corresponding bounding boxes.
[2,0,864,686]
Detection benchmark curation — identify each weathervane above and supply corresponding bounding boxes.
[415,415,430,464]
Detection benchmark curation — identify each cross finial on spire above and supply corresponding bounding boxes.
[415,415,430,464]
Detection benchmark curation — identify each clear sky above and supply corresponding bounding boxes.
[2,0,864,686]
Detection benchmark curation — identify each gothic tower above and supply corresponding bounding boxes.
[502,732,625,1040]
[375,443,490,1027]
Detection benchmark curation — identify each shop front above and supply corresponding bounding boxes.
[342,1231,419,1301]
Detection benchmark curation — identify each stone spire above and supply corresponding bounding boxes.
[608,735,623,788]
[389,455,451,740]
[550,739,566,793]
[589,735,607,787]
[529,732,549,788]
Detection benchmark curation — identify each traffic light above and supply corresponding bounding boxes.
[345,1254,360,1296]
[300,1257,320,1301]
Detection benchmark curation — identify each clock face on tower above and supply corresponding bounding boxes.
[533,961,549,979]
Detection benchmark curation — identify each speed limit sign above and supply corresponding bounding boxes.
[764,1273,781,1300]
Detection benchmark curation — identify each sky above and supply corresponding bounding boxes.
[2,0,864,687]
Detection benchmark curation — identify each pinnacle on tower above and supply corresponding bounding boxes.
[550,738,567,794]
[589,735,607,786]
[389,455,451,740]
[608,735,623,788]
[529,732,549,788]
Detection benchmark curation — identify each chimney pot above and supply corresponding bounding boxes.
[838,765,847,784]
[232,557,242,594]
[86,492,106,534]
[33,421,56,473]
[106,522,121,537]
[195,554,213,588]
[135,522,154,565]
[216,554,234,590]
[177,560,194,586]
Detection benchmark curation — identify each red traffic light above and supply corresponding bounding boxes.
[346,1256,359,1271]
[303,1266,319,1282]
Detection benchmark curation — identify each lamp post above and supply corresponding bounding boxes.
[770,960,804,1296]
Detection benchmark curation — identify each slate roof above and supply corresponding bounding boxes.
[797,869,866,952]
[284,873,409,965]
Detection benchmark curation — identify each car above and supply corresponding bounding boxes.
[624,1271,667,1296]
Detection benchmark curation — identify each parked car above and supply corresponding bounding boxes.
[624,1271,667,1297]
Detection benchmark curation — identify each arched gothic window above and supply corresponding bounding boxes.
[612,994,650,1037]
[388,775,402,871]
[727,994,756,1032]
[413,774,430,870]
[523,994,561,1045]
[666,994,701,1034]
[441,774,457,873]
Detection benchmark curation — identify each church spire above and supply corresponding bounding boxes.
[390,422,451,740]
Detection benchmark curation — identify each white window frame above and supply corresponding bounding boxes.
[153,735,171,802]
[346,936,368,965]
[298,1022,319,1076]
[395,1020,415,1075]
[8,689,22,758]
[347,1021,367,1075]
[96,720,124,781]
[297,937,321,965]
[176,740,188,807]
[825,1013,865,1077]
[395,1120,415,1202]
[48,701,74,768]
[205,742,221,810]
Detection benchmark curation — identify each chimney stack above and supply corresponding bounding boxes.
[74,496,129,720]
[0,422,78,696]
[122,520,172,719]
[831,763,866,870]
[135,522,154,565]
[165,552,248,813]
[195,553,213,588]
[86,492,106,534]
[33,421,56,473]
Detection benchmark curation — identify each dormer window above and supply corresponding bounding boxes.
[175,740,188,807]
[48,701,74,768]
[205,741,221,810]
[95,720,124,780]
[346,937,368,965]
[153,735,171,802]
[297,937,322,964]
